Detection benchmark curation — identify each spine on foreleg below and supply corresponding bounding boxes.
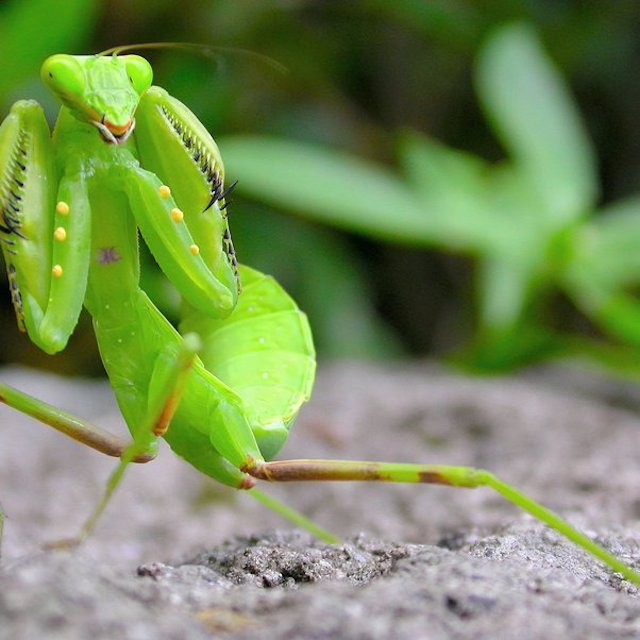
[5,264,25,330]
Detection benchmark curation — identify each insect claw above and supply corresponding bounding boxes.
[1,209,26,239]
[219,179,238,202]
[203,179,237,213]
[203,195,217,212]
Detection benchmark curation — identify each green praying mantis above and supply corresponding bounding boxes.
[1,47,640,585]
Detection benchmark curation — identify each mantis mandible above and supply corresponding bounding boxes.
[1,48,639,585]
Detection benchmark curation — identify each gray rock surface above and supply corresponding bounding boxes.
[1,362,640,638]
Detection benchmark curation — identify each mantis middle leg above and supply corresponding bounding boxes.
[70,333,201,543]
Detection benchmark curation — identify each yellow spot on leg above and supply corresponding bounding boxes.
[159,185,171,198]
[171,208,184,222]
[56,201,70,215]
[52,265,63,278]
[54,227,67,242]
[189,244,200,255]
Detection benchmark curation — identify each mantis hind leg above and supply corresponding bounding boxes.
[242,458,640,586]
[71,333,336,543]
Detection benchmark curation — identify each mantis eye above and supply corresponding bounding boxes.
[123,55,153,95]
[40,55,84,97]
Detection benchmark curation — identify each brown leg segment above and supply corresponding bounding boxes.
[240,457,640,586]
[0,381,154,462]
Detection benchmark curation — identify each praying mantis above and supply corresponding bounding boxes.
[1,48,640,586]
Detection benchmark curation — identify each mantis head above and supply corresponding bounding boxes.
[41,54,153,144]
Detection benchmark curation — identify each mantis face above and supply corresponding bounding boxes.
[41,54,153,144]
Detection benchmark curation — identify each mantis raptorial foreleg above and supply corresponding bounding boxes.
[124,165,237,317]
[132,86,239,298]
[0,102,89,354]
[1,48,640,588]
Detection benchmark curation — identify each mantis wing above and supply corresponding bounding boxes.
[180,264,316,460]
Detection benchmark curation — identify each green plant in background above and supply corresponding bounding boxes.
[222,22,640,372]
[4,4,640,369]
[0,0,99,99]
[0,0,403,365]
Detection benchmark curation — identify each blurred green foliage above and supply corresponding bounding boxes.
[3,1,640,374]
[224,22,640,371]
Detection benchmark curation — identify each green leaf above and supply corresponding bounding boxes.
[462,255,558,370]
[560,198,640,347]
[399,132,545,255]
[401,132,489,201]
[220,136,434,245]
[399,132,495,251]
[563,197,640,300]
[475,23,598,224]
[0,0,99,98]
[476,256,540,331]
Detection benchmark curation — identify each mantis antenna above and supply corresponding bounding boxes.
[96,42,288,76]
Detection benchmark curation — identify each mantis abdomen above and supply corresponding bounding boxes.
[181,265,316,460]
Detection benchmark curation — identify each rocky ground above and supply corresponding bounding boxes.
[2,361,640,639]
